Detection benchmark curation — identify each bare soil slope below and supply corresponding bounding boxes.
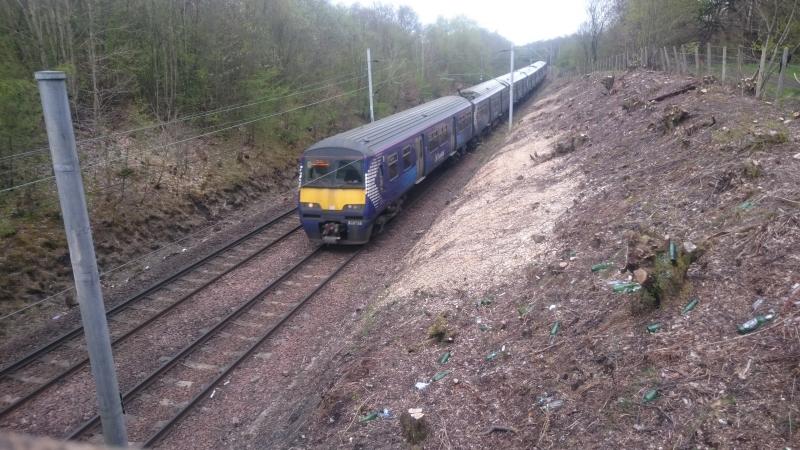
[298,70,800,448]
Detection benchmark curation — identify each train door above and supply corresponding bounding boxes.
[450,118,456,154]
[414,136,424,183]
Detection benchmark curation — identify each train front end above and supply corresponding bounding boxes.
[298,148,373,244]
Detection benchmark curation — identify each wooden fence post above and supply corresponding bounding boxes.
[756,37,769,98]
[695,46,700,76]
[673,46,680,73]
[681,45,688,74]
[721,46,727,82]
[776,47,789,103]
[737,46,743,95]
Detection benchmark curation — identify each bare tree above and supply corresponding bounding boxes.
[751,0,799,96]
[586,0,610,64]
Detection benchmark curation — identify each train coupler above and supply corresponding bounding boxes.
[321,222,343,244]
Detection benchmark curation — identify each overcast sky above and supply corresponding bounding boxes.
[333,0,587,45]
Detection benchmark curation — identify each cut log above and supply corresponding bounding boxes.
[650,84,697,102]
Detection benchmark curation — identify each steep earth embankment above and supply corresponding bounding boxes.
[297,70,800,448]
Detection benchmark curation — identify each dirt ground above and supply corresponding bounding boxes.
[286,70,800,448]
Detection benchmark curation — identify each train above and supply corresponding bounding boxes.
[297,60,547,244]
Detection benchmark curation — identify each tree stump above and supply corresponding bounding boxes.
[400,408,429,445]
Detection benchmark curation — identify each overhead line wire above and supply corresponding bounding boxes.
[0,72,396,195]
[0,67,389,164]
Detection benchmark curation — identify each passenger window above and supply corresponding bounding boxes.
[387,153,399,180]
[402,146,413,168]
[458,113,470,131]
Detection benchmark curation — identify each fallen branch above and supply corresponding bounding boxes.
[649,84,697,102]
[638,402,674,424]
[482,425,519,435]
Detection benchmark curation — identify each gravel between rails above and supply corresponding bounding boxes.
[0,212,300,414]
[0,226,315,437]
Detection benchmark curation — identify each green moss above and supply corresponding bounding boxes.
[631,242,700,315]
[427,314,449,342]
[742,159,762,179]
[0,218,16,238]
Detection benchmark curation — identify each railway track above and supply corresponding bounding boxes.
[66,246,360,445]
[1,145,455,446]
[0,207,301,420]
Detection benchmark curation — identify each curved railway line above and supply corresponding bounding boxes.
[0,208,301,420]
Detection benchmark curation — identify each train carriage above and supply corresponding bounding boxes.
[459,79,506,134]
[299,96,473,244]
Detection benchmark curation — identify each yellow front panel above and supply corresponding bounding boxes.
[300,188,366,211]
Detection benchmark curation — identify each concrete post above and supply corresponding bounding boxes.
[707,42,712,77]
[35,71,128,447]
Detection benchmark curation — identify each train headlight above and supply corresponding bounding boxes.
[343,204,364,210]
[305,202,320,209]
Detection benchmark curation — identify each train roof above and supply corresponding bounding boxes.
[495,69,530,85]
[305,96,471,157]
[494,61,546,84]
[459,79,505,102]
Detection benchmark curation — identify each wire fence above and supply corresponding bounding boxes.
[562,43,799,106]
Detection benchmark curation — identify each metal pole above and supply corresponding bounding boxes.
[34,71,128,447]
[367,48,374,123]
[508,46,514,131]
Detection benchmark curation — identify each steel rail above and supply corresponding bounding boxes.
[141,248,360,447]
[0,207,298,378]
[0,222,301,420]
[66,246,353,441]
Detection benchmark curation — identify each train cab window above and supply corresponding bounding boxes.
[387,153,399,180]
[402,145,413,168]
[303,158,364,187]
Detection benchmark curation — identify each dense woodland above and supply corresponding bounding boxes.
[0,0,519,160]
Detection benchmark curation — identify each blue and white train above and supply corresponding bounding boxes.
[298,61,547,244]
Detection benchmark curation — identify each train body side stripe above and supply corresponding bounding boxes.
[299,187,366,211]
